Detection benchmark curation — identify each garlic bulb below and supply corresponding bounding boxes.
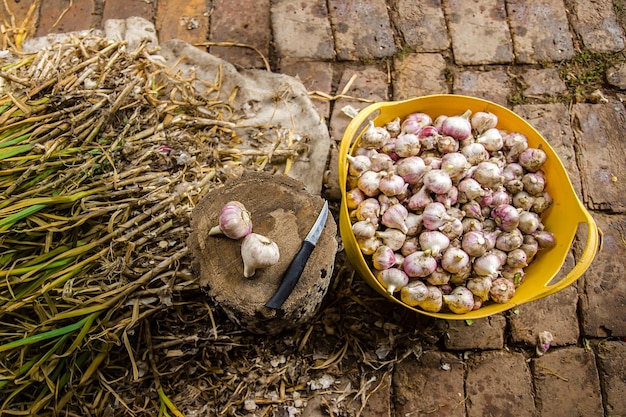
[376,228,406,251]
[381,203,409,234]
[443,286,475,314]
[418,285,443,313]
[360,121,390,149]
[372,245,397,270]
[489,277,515,303]
[240,233,280,278]
[400,280,429,306]
[536,331,554,356]
[209,201,253,240]
[471,111,498,134]
[352,218,377,239]
[441,109,472,141]
[357,236,382,255]
[466,276,493,301]
[518,147,547,172]
[376,268,409,294]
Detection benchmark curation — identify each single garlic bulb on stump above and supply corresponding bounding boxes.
[188,172,337,335]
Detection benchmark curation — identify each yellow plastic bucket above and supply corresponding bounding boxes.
[338,94,601,320]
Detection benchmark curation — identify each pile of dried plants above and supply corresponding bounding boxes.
[0,34,435,416]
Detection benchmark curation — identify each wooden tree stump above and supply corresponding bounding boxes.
[187,172,338,334]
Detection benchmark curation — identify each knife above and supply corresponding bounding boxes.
[265,200,329,309]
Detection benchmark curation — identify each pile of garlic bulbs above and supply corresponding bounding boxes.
[346,110,556,314]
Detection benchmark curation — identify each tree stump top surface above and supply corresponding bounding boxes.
[188,172,337,329]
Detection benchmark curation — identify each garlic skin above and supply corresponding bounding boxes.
[241,233,280,278]
[536,330,554,356]
[209,201,253,239]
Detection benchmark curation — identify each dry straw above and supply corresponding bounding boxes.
[0,33,309,414]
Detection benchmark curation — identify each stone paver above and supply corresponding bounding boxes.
[568,0,625,53]
[509,285,579,347]
[271,0,335,60]
[443,315,506,351]
[36,0,96,35]
[329,66,389,143]
[393,351,465,417]
[607,62,626,89]
[155,0,209,44]
[443,0,513,65]
[532,346,604,417]
[388,0,450,52]
[209,0,271,69]
[328,0,396,60]
[520,68,567,98]
[355,371,391,417]
[513,103,582,198]
[579,213,626,337]
[453,69,510,105]
[392,53,449,100]
[278,59,334,119]
[102,0,155,23]
[595,340,626,416]
[571,102,626,213]
[506,0,575,64]
[466,350,536,417]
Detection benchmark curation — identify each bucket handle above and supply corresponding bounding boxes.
[526,203,601,303]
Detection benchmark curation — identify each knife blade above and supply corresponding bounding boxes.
[265,200,329,309]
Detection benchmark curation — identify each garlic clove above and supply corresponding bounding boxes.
[241,233,280,278]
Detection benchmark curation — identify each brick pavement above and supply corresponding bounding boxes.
[4,0,626,415]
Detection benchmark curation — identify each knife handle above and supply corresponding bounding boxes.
[265,241,315,309]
